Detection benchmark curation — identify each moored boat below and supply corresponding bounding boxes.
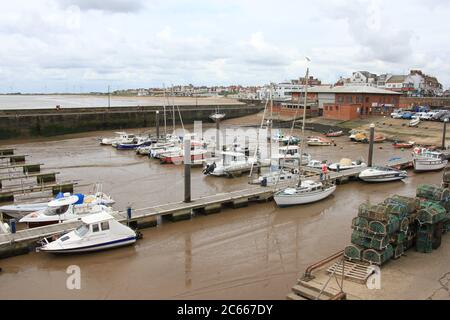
[325,130,343,137]
[274,180,336,207]
[359,167,408,182]
[307,136,333,146]
[329,158,367,171]
[393,141,415,149]
[38,212,138,254]
[413,148,448,172]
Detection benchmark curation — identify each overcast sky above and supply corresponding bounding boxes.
[0,0,449,93]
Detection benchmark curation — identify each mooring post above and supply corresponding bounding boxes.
[156,110,160,140]
[442,119,448,150]
[9,219,16,234]
[127,206,132,226]
[184,138,191,203]
[368,123,375,167]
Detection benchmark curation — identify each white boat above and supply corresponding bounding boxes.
[19,193,114,227]
[413,148,448,172]
[272,146,311,165]
[255,169,299,186]
[210,113,226,121]
[328,158,367,171]
[359,167,408,182]
[409,118,420,127]
[0,191,114,220]
[116,136,152,150]
[306,160,327,169]
[274,180,336,207]
[38,212,137,254]
[101,132,135,146]
[203,152,258,177]
[307,136,333,146]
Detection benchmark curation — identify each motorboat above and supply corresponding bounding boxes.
[413,147,448,172]
[274,180,336,207]
[393,141,415,149]
[307,136,333,146]
[325,130,344,137]
[102,132,136,146]
[0,191,115,220]
[306,160,328,170]
[137,135,180,155]
[116,137,152,150]
[272,146,311,165]
[203,152,258,177]
[328,158,367,171]
[38,212,137,254]
[254,169,299,187]
[409,118,420,127]
[20,193,114,228]
[209,112,226,122]
[160,141,208,165]
[359,167,408,182]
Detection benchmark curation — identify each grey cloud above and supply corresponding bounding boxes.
[61,0,145,13]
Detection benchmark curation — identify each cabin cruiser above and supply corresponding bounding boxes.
[203,152,258,177]
[160,141,208,164]
[274,180,336,207]
[359,167,408,182]
[272,146,311,165]
[307,136,333,146]
[20,193,114,228]
[38,212,137,254]
[306,160,327,170]
[412,148,448,172]
[100,132,135,146]
[0,191,114,220]
[253,168,299,187]
[328,158,367,171]
[116,137,152,150]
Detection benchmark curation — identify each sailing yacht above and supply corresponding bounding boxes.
[274,67,337,207]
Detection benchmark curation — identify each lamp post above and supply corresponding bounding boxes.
[442,118,448,150]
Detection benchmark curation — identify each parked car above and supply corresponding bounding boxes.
[420,112,434,121]
[432,110,448,121]
[412,112,426,119]
[438,111,450,122]
[391,111,404,119]
[401,112,414,120]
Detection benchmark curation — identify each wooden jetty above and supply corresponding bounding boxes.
[0,158,414,259]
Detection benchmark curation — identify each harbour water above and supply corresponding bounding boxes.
[0,127,444,299]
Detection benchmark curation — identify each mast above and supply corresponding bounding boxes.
[297,68,309,187]
[163,84,167,140]
[171,84,176,133]
[268,86,273,162]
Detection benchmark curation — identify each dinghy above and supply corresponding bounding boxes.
[409,118,420,127]
[325,130,343,137]
[38,212,137,254]
[359,167,408,182]
[393,141,415,149]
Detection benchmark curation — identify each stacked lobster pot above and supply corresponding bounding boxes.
[415,184,450,253]
[345,201,410,266]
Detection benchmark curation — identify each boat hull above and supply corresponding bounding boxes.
[274,185,336,207]
[40,237,137,254]
[413,159,448,172]
[359,174,407,182]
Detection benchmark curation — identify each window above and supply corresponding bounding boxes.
[92,224,99,233]
[365,97,369,103]
[75,225,89,237]
[338,96,344,103]
[101,221,110,231]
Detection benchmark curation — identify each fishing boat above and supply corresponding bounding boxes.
[328,158,367,171]
[116,137,152,150]
[325,130,344,137]
[413,148,448,172]
[359,167,408,182]
[274,180,336,207]
[307,136,333,146]
[409,118,420,127]
[393,141,415,149]
[38,212,137,254]
[0,191,114,220]
[274,67,337,207]
[100,132,135,146]
[19,193,114,228]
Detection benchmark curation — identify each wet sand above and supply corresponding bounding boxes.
[0,127,445,299]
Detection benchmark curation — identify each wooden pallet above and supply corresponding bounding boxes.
[326,260,372,284]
